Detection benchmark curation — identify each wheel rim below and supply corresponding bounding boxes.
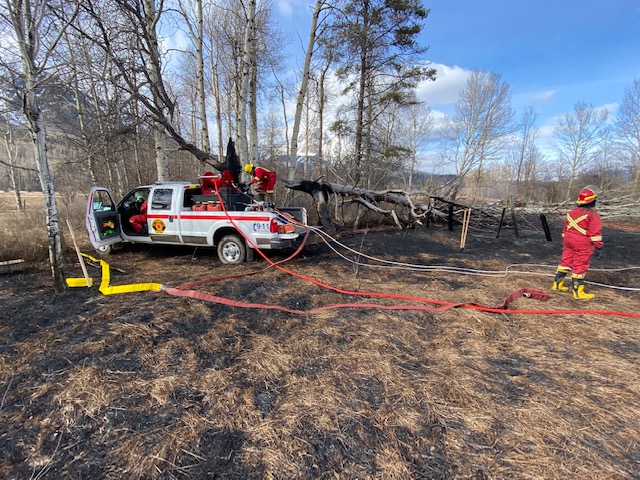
[222,242,241,262]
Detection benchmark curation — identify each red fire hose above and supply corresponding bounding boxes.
[161,182,640,319]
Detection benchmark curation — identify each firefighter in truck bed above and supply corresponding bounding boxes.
[244,164,277,201]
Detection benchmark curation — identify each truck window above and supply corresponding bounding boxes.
[92,191,115,212]
[151,188,173,210]
[183,187,203,209]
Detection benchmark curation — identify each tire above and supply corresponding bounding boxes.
[96,244,113,255]
[217,234,246,265]
[95,242,123,255]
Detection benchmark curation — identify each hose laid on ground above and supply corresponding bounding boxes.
[161,187,640,318]
[66,253,162,294]
[162,285,551,314]
[68,185,639,318]
[306,225,640,292]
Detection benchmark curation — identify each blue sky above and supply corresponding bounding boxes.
[275,0,640,150]
[420,0,640,117]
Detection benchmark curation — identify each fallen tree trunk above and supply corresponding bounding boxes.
[284,180,337,230]
[285,180,431,230]
[287,180,640,236]
[284,179,514,233]
[0,259,25,275]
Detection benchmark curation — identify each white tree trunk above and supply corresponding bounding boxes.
[237,0,256,164]
[289,0,323,182]
[2,130,24,211]
[196,0,211,153]
[7,0,77,292]
[154,122,170,180]
[249,41,258,164]
[211,56,224,162]
[26,89,66,291]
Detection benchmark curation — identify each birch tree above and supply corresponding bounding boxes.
[237,0,255,165]
[176,0,211,154]
[0,0,79,292]
[615,78,640,192]
[289,0,327,181]
[0,126,32,210]
[399,102,432,190]
[506,106,542,199]
[80,0,226,175]
[440,70,515,200]
[553,101,608,201]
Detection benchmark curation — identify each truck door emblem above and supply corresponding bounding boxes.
[151,219,166,233]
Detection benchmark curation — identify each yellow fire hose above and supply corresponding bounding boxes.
[66,253,163,295]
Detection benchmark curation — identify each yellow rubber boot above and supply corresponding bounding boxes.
[572,278,594,300]
[552,271,569,292]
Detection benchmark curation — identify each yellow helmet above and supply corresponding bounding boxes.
[243,164,254,174]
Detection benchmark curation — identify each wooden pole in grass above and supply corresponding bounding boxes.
[460,208,471,250]
[496,207,506,238]
[465,208,471,248]
[459,208,466,249]
[66,218,91,287]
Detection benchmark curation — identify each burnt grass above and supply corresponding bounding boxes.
[1,217,640,479]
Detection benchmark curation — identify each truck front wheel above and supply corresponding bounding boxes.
[96,242,122,255]
[217,234,246,265]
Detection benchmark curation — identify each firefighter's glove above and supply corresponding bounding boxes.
[595,247,603,259]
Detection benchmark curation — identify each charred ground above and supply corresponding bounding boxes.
[1,216,639,479]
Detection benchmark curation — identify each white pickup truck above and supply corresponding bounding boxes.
[85,174,307,264]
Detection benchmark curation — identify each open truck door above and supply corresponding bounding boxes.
[86,187,123,252]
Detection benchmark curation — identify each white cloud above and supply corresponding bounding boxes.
[530,89,557,103]
[537,124,556,152]
[598,102,619,120]
[161,29,190,53]
[275,0,305,18]
[416,63,470,106]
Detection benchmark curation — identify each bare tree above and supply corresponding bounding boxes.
[79,0,226,174]
[615,78,640,193]
[553,101,608,201]
[271,71,292,172]
[440,70,515,200]
[1,126,33,210]
[0,0,80,292]
[513,107,538,195]
[289,0,327,182]
[399,102,433,190]
[315,51,334,179]
[60,28,148,196]
[176,0,211,154]
[236,0,256,165]
[591,125,621,193]
[504,106,543,200]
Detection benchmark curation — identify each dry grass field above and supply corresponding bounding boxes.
[0,191,639,479]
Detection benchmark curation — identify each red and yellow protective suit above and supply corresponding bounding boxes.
[250,167,277,193]
[558,206,603,276]
[129,200,148,233]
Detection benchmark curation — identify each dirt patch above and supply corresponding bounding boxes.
[1,218,639,479]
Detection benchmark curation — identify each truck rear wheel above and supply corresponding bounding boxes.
[217,234,246,265]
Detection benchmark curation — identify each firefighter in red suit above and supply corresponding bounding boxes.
[244,164,277,200]
[552,186,603,299]
[129,193,148,234]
